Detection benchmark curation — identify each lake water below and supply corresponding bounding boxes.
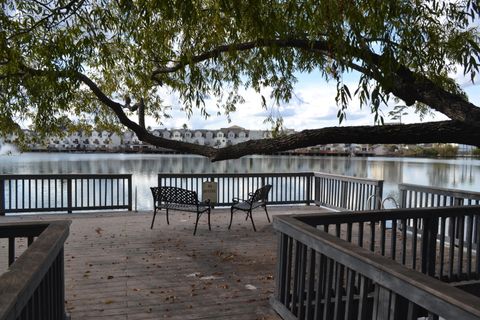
[0,152,479,210]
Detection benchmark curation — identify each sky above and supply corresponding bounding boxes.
[148,70,480,132]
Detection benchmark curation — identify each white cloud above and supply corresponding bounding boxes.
[144,70,479,131]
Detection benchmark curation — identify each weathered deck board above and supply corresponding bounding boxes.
[2,205,327,319]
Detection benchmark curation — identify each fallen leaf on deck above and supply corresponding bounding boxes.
[245,284,257,290]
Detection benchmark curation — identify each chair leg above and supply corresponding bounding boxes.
[228,208,234,230]
[166,208,170,225]
[207,209,211,231]
[264,205,271,223]
[249,211,257,232]
[150,208,157,229]
[193,212,201,235]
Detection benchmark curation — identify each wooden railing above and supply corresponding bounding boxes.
[400,183,480,208]
[399,184,480,245]
[0,174,133,215]
[158,173,314,206]
[313,172,384,211]
[272,206,480,320]
[0,221,70,320]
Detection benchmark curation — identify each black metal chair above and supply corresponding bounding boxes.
[229,184,272,231]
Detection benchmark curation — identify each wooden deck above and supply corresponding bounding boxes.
[2,205,329,319]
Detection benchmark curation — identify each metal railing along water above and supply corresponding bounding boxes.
[272,206,480,320]
[0,221,70,320]
[158,172,315,206]
[0,174,133,215]
[158,172,384,210]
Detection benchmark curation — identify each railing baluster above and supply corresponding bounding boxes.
[322,258,334,320]
[412,218,418,271]
[391,219,397,261]
[440,217,446,279]
[458,215,465,277]
[449,216,456,281]
[305,248,316,320]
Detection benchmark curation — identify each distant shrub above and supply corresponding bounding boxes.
[473,148,480,156]
[433,144,458,157]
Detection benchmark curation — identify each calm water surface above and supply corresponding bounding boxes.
[0,153,479,210]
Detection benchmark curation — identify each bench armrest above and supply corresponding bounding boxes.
[232,197,246,204]
[200,199,211,207]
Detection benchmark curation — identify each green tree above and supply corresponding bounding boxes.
[1,0,480,161]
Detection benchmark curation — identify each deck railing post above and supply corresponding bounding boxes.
[341,181,348,209]
[67,177,72,214]
[0,176,5,216]
[306,175,311,205]
[454,197,464,206]
[399,186,407,208]
[275,232,288,302]
[421,216,438,276]
[128,175,133,211]
[375,181,384,210]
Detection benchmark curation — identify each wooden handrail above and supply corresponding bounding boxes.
[0,220,71,320]
[273,213,480,319]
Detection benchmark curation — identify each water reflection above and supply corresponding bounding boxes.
[0,153,479,210]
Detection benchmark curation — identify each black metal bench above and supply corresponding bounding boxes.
[229,184,272,231]
[150,186,211,235]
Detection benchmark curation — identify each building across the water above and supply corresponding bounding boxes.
[0,126,475,156]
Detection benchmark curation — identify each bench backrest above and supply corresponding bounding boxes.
[250,185,272,203]
[151,186,199,205]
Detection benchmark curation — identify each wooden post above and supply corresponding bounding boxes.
[306,175,311,205]
[341,181,348,210]
[128,175,133,211]
[421,217,438,276]
[376,181,384,210]
[399,187,407,208]
[67,178,72,214]
[275,233,288,302]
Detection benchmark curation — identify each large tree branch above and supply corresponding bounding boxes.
[73,72,217,158]
[20,65,480,162]
[151,39,330,76]
[152,38,480,123]
[211,120,480,161]
[21,65,217,157]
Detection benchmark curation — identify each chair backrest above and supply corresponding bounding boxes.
[250,185,272,203]
[151,186,199,205]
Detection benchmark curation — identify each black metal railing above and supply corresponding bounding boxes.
[158,172,384,210]
[313,172,384,210]
[0,221,70,320]
[0,174,132,215]
[272,206,480,320]
[158,172,314,206]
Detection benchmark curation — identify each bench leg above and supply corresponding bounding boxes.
[193,212,201,235]
[166,208,170,225]
[264,205,271,223]
[151,208,157,229]
[249,210,257,232]
[228,208,234,230]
